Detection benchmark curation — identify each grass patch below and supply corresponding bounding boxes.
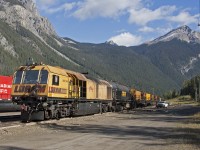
[193,112,200,123]
[174,112,200,148]
[166,98,200,148]
[167,95,199,106]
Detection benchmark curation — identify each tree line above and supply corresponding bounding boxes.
[164,75,200,100]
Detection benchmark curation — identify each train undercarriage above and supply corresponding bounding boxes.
[14,97,136,122]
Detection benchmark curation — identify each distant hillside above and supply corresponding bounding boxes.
[63,41,179,94]
[0,20,81,74]
[131,26,200,86]
[1,0,200,95]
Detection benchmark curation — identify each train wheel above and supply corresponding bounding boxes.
[55,110,60,120]
[111,106,116,112]
[120,106,124,111]
[21,110,30,123]
[49,110,53,119]
[102,105,108,113]
[134,102,137,109]
[44,110,52,120]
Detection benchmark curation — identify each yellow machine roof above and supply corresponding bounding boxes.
[47,65,68,76]
[46,65,87,81]
[65,69,87,81]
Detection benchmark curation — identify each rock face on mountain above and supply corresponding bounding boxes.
[147,25,200,45]
[0,0,56,37]
[105,40,118,46]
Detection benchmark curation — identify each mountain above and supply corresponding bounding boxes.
[0,0,82,74]
[147,25,200,45]
[132,25,200,86]
[0,0,56,36]
[0,0,195,95]
[105,40,118,46]
[68,42,179,93]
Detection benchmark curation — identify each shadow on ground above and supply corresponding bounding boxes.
[37,105,200,148]
[0,146,31,150]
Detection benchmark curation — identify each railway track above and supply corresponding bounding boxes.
[0,112,21,128]
[0,106,170,129]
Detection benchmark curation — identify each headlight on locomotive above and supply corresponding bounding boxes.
[12,96,19,101]
[37,96,47,101]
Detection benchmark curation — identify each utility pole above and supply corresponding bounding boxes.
[152,88,154,105]
[194,78,198,102]
[198,77,200,102]
[195,88,198,102]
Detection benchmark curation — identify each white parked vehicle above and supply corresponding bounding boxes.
[156,101,169,108]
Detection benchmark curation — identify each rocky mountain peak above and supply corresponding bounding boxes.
[0,0,37,14]
[176,25,192,33]
[147,25,200,45]
[105,40,118,46]
[18,0,38,14]
[0,0,56,37]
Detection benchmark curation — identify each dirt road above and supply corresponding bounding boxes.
[0,105,200,150]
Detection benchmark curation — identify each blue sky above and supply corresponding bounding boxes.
[34,0,200,46]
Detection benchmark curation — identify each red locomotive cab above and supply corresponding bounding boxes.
[0,76,13,101]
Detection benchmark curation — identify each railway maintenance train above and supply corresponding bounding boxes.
[11,62,159,122]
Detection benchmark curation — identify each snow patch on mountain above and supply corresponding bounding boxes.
[63,39,77,45]
[105,40,118,46]
[180,56,199,75]
[62,38,79,50]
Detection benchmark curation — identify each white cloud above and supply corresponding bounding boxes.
[45,3,76,14]
[34,0,199,44]
[72,0,140,20]
[168,11,198,25]
[36,0,141,19]
[128,5,176,25]
[108,32,142,46]
[139,26,154,32]
[35,0,59,12]
[35,0,198,28]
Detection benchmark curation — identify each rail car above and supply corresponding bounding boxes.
[130,89,149,107]
[0,76,12,101]
[145,93,151,106]
[130,89,160,107]
[0,76,20,112]
[151,94,158,106]
[11,63,135,122]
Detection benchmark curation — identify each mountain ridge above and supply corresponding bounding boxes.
[1,0,200,95]
[147,25,200,45]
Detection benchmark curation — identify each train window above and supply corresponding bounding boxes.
[40,70,48,84]
[23,70,39,84]
[13,71,23,84]
[52,75,59,85]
